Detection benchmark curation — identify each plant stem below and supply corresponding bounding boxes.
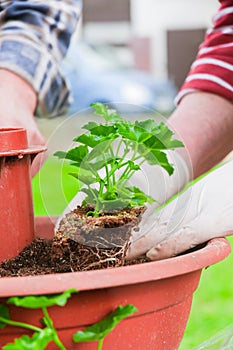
[117,165,132,185]
[131,141,139,160]
[0,316,41,333]
[105,159,131,180]
[117,144,140,185]
[86,163,99,178]
[82,185,100,214]
[109,146,116,185]
[98,140,131,190]
[103,153,110,190]
[115,139,123,159]
[98,179,105,197]
[42,307,66,350]
[42,307,53,327]
[120,157,147,185]
[53,333,67,350]
[97,338,104,350]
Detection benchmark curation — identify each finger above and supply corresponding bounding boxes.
[26,121,47,177]
[126,234,155,260]
[31,149,49,177]
[146,227,201,260]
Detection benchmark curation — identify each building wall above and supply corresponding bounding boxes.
[131,0,219,79]
[80,0,219,82]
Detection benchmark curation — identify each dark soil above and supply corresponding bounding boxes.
[0,206,149,277]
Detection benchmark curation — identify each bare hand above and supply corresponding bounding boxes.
[0,70,47,176]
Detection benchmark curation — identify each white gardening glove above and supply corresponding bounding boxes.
[55,150,190,232]
[127,160,233,261]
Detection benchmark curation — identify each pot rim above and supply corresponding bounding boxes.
[0,146,47,157]
[0,237,230,297]
[0,127,46,156]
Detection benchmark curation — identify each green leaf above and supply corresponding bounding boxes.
[88,125,116,137]
[91,102,110,121]
[65,146,88,163]
[99,186,134,210]
[127,186,155,206]
[152,122,184,149]
[69,167,98,185]
[91,103,123,123]
[7,289,78,309]
[82,121,98,131]
[0,304,10,329]
[127,160,140,171]
[142,149,174,175]
[116,121,138,142]
[87,139,116,162]
[54,146,88,167]
[53,150,67,159]
[116,121,167,149]
[116,120,154,144]
[75,134,116,149]
[133,125,153,143]
[135,119,157,132]
[74,134,100,148]
[81,187,99,206]
[3,328,54,350]
[102,189,117,201]
[71,172,97,186]
[98,198,131,211]
[141,134,167,151]
[124,121,184,151]
[73,304,138,343]
[90,155,120,171]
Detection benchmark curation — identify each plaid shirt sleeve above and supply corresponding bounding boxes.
[176,0,233,104]
[0,0,82,117]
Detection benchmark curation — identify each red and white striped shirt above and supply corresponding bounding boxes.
[176,0,233,104]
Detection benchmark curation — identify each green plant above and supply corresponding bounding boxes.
[54,103,183,216]
[73,304,138,350]
[0,289,137,350]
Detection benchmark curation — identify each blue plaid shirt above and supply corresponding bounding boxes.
[0,0,82,117]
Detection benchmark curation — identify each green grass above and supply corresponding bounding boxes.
[32,157,79,216]
[32,158,233,349]
[179,236,233,349]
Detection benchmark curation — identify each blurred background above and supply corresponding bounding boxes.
[33,1,233,349]
[37,0,220,146]
[61,0,218,115]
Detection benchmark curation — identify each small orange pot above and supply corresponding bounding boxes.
[0,216,230,350]
[0,128,45,262]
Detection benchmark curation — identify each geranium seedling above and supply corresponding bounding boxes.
[54,103,183,217]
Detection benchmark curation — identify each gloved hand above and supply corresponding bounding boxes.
[55,150,190,231]
[127,160,233,261]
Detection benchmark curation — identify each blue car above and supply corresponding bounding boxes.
[61,42,177,115]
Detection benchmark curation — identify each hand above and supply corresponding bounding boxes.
[127,160,233,260]
[129,150,190,205]
[0,70,47,176]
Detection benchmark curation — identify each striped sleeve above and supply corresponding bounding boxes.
[176,0,233,104]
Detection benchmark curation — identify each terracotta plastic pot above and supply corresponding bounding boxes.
[0,128,45,262]
[0,216,230,350]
